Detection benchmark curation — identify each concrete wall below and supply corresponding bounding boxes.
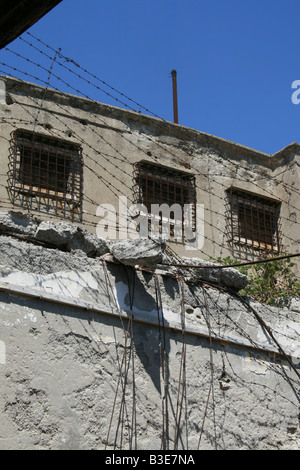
[0,76,299,272]
[0,75,299,450]
[0,235,299,450]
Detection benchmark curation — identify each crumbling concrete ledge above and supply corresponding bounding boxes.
[0,211,248,291]
[0,211,110,258]
[35,220,110,257]
[111,237,166,266]
[156,256,249,291]
[0,234,298,361]
[0,210,38,236]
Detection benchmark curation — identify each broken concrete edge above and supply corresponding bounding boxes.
[0,211,111,258]
[110,237,166,266]
[0,233,299,369]
[0,210,248,290]
[155,255,249,291]
[274,295,300,314]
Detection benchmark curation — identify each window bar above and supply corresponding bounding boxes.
[165,173,168,206]
[79,150,83,220]
[238,195,242,244]
[9,131,82,221]
[137,164,141,205]
[267,203,274,254]
[263,203,268,253]
[71,153,75,221]
[256,201,261,251]
[254,200,259,249]
[229,187,234,244]
[45,144,49,195]
[143,168,149,210]
[276,214,280,253]
[152,172,155,211]
[249,196,253,249]
[24,144,28,206]
[63,149,67,198]
[38,143,41,196]
[136,162,196,242]
[12,137,17,204]
[54,146,58,196]
[242,196,246,244]
[180,183,183,241]
[229,188,281,254]
[262,202,266,250]
[263,203,268,251]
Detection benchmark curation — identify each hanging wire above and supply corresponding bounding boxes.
[3,34,300,205]
[0,32,299,452]
[154,273,169,450]
[0,48,298,253]
[123,266,137,450]
[102,260,134,450]
[173,276,187,450]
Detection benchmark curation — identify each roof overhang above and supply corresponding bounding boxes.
[0,0,62,50]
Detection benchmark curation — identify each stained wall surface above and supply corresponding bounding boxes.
[0,236,299,450]
[0,76,299,271]
[0,75,299,450]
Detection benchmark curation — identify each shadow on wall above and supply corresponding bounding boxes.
[106,262,171,395]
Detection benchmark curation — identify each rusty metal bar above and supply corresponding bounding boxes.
[137,163,195,206]
[228,189,281,254]
[171,70,178,124]
[135,162,196,240]
[162,252,300,269]
[8,130,83,221]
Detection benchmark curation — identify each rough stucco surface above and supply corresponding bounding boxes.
[0,236,299,450]
[0,76,299,451]
[0,76,299,274]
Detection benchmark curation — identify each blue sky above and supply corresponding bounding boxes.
[1,0,300,154]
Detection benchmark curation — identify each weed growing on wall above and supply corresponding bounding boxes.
[214,256,300,306]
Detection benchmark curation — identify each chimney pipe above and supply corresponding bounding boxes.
[171,69,178,124]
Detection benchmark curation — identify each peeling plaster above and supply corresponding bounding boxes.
[0,340,5,365]
[0,270,99,299]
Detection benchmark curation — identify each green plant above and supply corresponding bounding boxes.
[212,256,300,306]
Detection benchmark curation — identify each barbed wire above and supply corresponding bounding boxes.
[0,31,299,453]
[25,32,164,119]
[0,35,299,264]
[162,252,300,270]
[0,93,298,261]
[1,41,299,207]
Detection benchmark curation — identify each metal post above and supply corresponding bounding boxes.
[171,70,178,124]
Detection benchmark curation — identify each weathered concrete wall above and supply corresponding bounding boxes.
[0,75,299,273]
[0,234,299,450]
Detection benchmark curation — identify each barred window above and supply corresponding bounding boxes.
[227,187,281,253]
[8,130,83,221]
[134,162,196,242]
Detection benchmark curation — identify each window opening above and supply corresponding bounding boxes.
[8,130,83,221]
[227,187,281,254]
[134,162,196,242]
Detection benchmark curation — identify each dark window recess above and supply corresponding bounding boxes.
[228,188,281,253]
[134,162,196,240]
[8,130,83,221]
[19,146,71,193]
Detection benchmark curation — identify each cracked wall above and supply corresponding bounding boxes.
[0,235,299,450]
[0,75,299,450]
[0,75,299,272]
